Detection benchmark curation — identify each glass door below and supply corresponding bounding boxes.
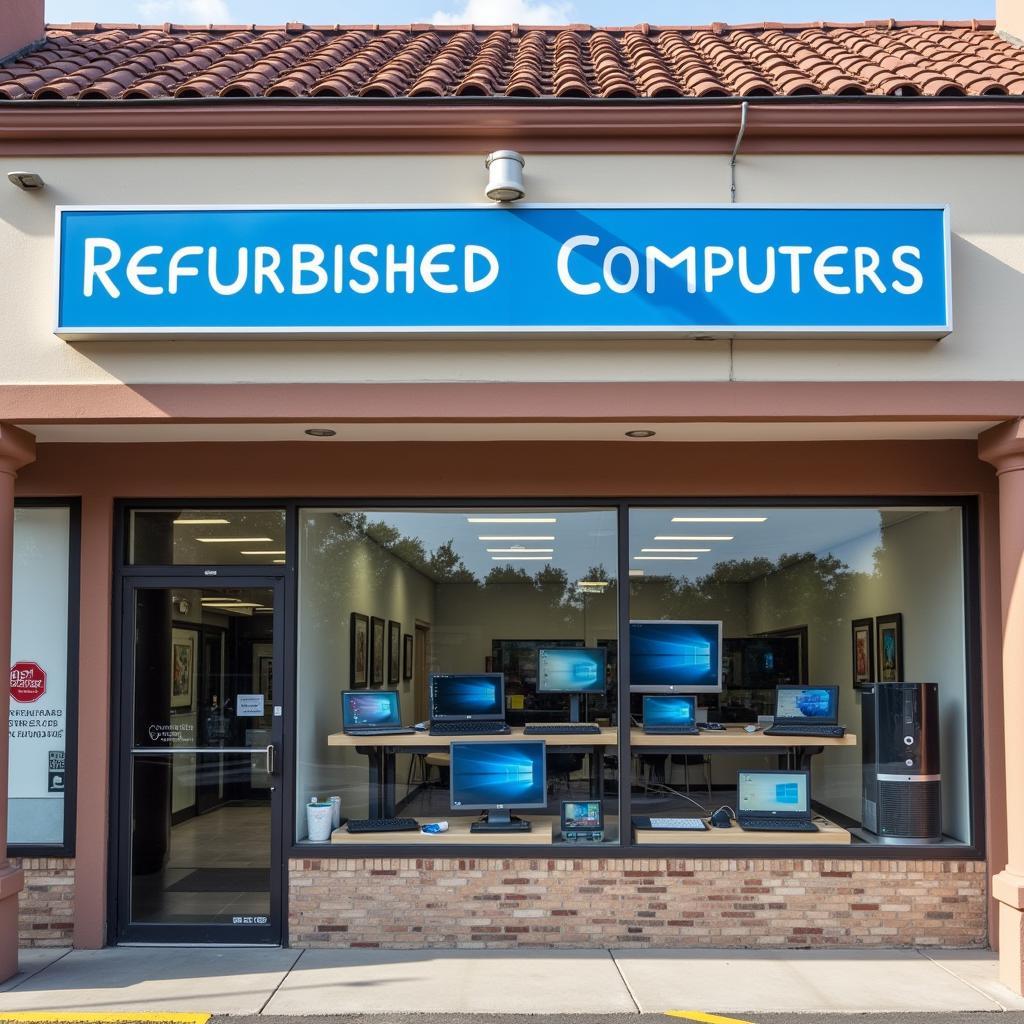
[116,579,283,944]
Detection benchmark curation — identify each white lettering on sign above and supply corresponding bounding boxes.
[555,238,923,298]
[84,240,503,299]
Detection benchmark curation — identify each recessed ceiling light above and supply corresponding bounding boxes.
[671,516,767,523]
[196,537,274,543]
[653,535,733,541]
[577,580,610,587]
[486,547,553,554]
[305,428,337,437]
[272,559,285,564]
[625,429,657,438]
[477,535,555,541]
[491,555,552,561]
[239,550,287,555]
[173,518,230,526]
[633,556,698,561]
[628,569,645,576]
[468,517,557,523]
[641,547,710,553]
[202,601,262,608]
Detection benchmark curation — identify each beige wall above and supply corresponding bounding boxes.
[0,153,1022,387]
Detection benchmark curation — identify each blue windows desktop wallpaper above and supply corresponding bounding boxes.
[450,742,547,808]
[629,621,721,689]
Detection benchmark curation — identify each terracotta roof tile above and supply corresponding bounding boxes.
[1,20,1021,100]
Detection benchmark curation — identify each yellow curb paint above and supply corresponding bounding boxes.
[666,1012,755,1024]
[0,1014,210,1024]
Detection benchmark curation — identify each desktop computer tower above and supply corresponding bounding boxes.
[861,682,942,844]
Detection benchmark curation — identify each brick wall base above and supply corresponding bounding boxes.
[12,858,74,948]
[289,857,987,948]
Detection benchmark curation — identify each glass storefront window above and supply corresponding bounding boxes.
[627,506,970,848]
[128,508,286,565]
[8,505,73,848]
[297,507,620,848]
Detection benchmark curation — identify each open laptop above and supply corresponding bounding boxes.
[342,690,415,736]
[736,769,819,833]
[763,685,845,738]
[642,694,700,735]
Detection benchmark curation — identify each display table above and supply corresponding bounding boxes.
[331,815,554,845]
[633,816,851,845]
[327,726,618,817]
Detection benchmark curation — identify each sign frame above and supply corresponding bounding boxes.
[54,203,953,341]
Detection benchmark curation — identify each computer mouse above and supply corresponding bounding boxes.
[710,807,733,828]
[744,724,758,733]
[414,720,429,731]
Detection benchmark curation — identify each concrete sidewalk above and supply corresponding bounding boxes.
[1,947,1024,1015]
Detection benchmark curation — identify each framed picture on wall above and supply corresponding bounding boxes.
[370,616,386,687]
[876,613,904,682]
[388,621,401,686]
[403,633,413,681]
[350,613,369,689]
[170,627,197,710]
[851,618,875,688]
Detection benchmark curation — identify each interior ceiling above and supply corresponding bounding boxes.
[22,420,998,444]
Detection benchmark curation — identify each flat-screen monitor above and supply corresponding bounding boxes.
[536,647,606,694]
[629,620,723,693]
[738,770,811,817]
[643,694,697,728]
[741,637,801,687]
[450,740,547,831]
[429,673,505,721]
[342,690,400,728]
[773,685,839,725]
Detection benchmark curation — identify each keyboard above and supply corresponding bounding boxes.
[738,817,819,833]
[523,723,602,735]
[763,724,846,738]
[643,727,700,736]
[346,817,419,833]
[344,726,416,736]
[429,721,511,736]
[633,816,707,831]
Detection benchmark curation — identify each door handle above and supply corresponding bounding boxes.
[266,743,276,775]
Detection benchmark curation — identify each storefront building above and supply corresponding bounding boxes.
[3,0,1024,993]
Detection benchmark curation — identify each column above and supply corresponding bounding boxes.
[980,418,1024,995]
[0,424,36,983]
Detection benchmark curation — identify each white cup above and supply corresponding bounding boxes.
[306,801,334,842]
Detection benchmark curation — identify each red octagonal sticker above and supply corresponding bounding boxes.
[10,662,46,704]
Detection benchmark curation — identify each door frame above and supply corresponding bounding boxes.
[111,574,286,945]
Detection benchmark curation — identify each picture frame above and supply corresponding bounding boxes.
[252,642,274,699]
[170,627,197,710]
[403,633,413,681]
[388,620,401,686]
[876,613,904,683]
[370,616,386,687]
[350,613,369,689]
[851,617,875,688]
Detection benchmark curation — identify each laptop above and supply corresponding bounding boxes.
[642,694,700,735]
[763,685,845,737]
[342,690,415,736]
[736,769,819,833]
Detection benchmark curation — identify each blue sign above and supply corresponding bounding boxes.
[55,205,951,338]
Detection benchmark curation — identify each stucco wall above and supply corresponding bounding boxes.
[0,153,1022,387]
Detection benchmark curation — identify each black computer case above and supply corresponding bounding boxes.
[861,682,942,843]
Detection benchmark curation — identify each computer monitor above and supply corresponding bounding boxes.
[737,769,811,820]
[450,740,547,832]
[536,647,606,722]
[773,685,839,725]
[342,690,400,728]
[629,620,723,693]
[429,673,505,722]
[643,694,697,728]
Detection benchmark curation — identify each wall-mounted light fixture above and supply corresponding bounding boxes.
[7,171,45,191]
[485,151,525,202]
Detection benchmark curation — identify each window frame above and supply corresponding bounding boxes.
[7,498,81,859]
[113,496,984,864]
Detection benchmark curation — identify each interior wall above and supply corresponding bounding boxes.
[296,514,435,835]
[748,508,969,840]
